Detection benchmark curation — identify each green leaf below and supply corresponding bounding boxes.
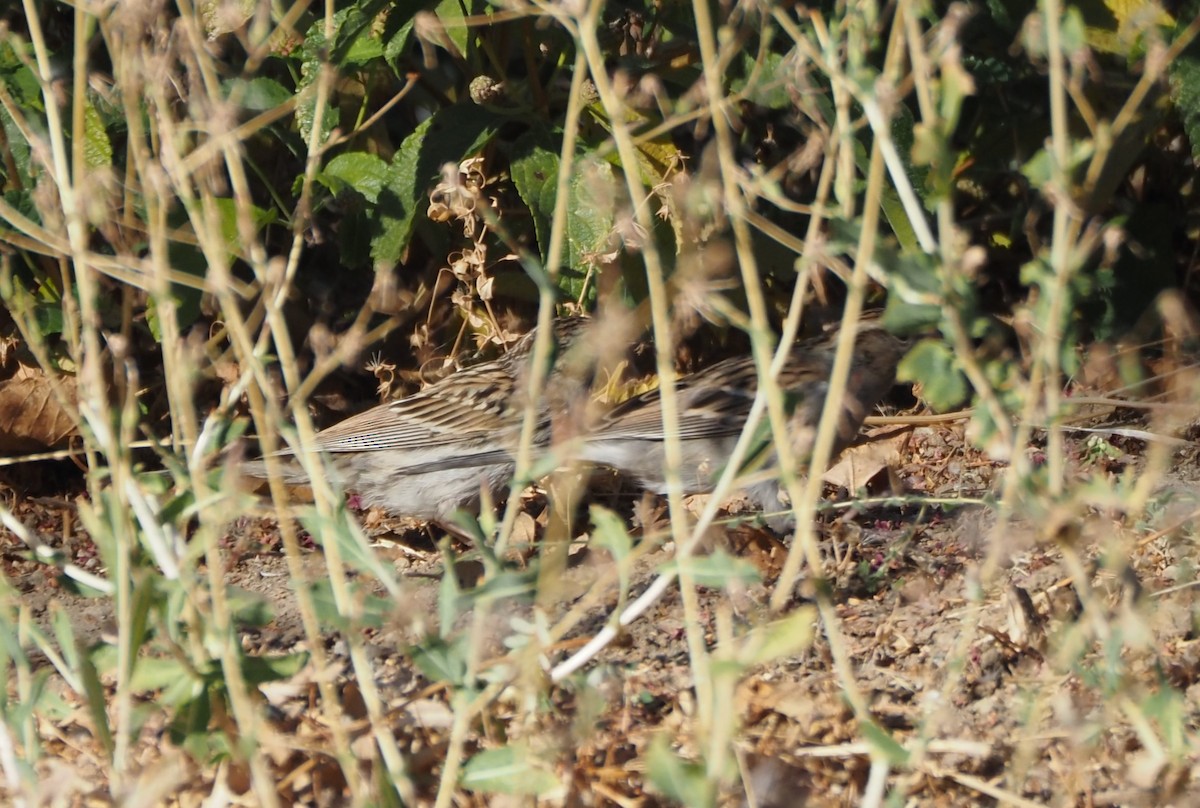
[0,54,41,182]
[149,197,276,337]
[740,606,817,666]
[82,102,112,169]
[852,106,925,253]
[729,49,790,109]
[1083,202,1177,339]
[0,601,25,673]
[49,604,83,690]
[584,105,681,188]
[1169,26,1200,159]
[409,635,469,687]
[296,81,339,147]
[897,338,969,412]
[646,734,715,808]
[880,297,940,335]
[470,568,538,604]
[225,76,293,111]
[123,652,204,695]
[207,197,279,248]
[439,545,464,636]
[240,653,309,685]
[589,505,632,563]
[333,6,386,66]
[861,718,910,766]
[76,642,114,757]
[878,182,920,254]
[170,685,221,753]
[879,250,944,331]
[509,130,559,262]
[146,285,201,341]
[321,152,389,204]
[435,0,481,57]
[371,103,504,265]
[564,157,616,284]
[304,579,392,631]
[1020,138,1093,188]
[298,505,402,598]
[460,745,561,796]
[668,550,761,589]
[297,13,348,146]
[382,3,430,70]
[0,45,42,109]
[226,586,275,628]
[1140,685,1186,753]
[33,302,64,337]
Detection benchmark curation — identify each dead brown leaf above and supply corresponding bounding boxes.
[823,429,907,491]
[725,525,788,578]
[0,369,78,454]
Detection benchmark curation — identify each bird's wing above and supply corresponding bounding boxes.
[589,356,761,442]
[278,364,516,455]
[266,317,595,457]
[588,349,841,443]
[389,446,519,475]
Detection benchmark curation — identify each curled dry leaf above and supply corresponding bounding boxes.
[822,429,907,491]
[0,368,78,454]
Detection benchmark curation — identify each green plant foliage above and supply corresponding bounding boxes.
[305,579,393,631]
[4,0,1200,801]
[298,505,403,597]
[739,606,817,666]
[320,152,389,204]
[1169,11,1200,159]
[646,734,714,808]
[223,76,293,111]
[409,635,470,688]
[81,102,112,169]
[370,104,505,265]
[469,567,539,604]
[668,549,761,590]
[460,745,561,796]
[239,652,310,684]
[0,46,39,189]
[898,338,969,412]
[861,719,911,767]
[508,129,563,264]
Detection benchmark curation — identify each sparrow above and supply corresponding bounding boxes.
[242,317,596,525]
[577,325,908,527]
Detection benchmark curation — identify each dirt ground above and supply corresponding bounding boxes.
[5,419,1200,806]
